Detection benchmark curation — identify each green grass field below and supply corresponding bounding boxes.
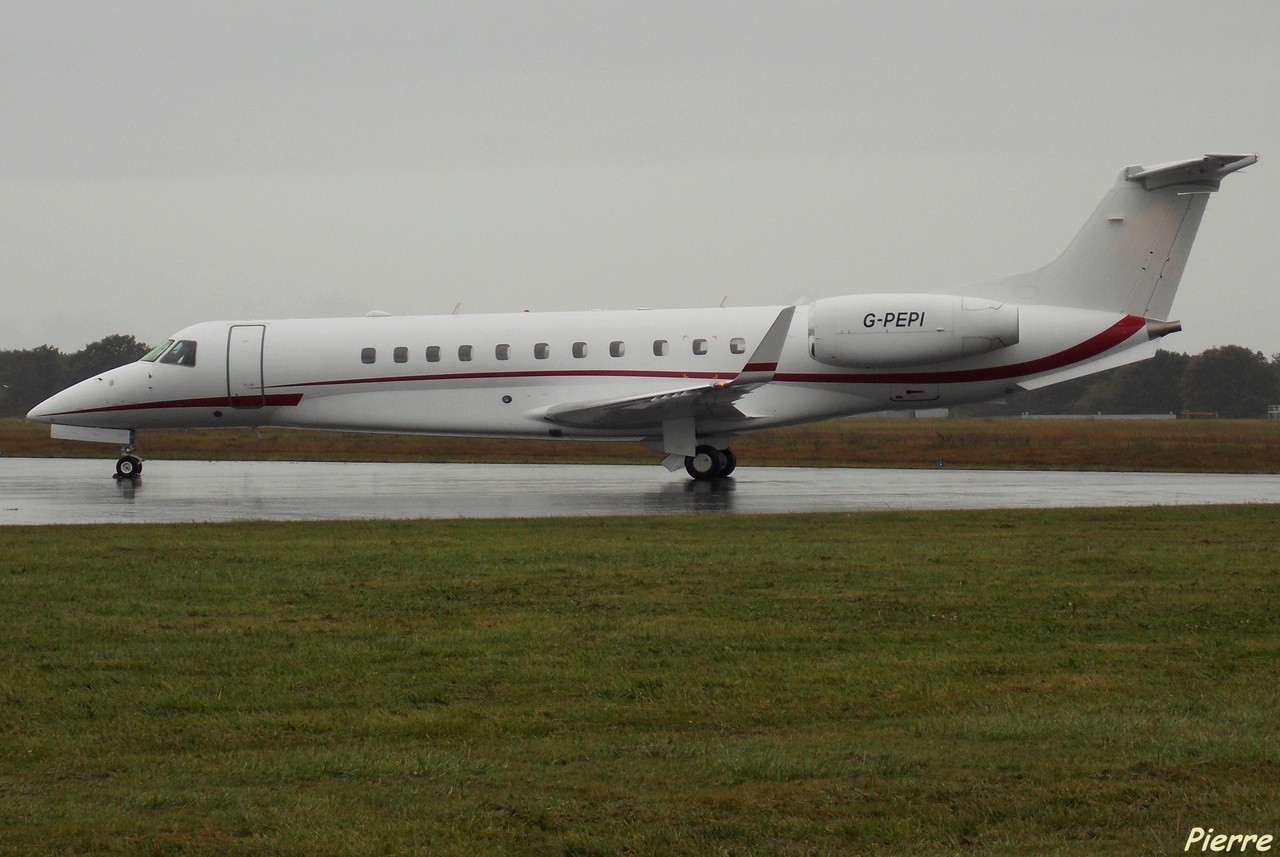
[2,507,1277,854]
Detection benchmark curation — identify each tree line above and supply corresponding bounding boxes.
[1,335,150,418]
[2,336,1279,419]
[957,346,1280,418]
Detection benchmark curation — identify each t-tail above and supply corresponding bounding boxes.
[975,153,1257,324]
[23,151,1257,483]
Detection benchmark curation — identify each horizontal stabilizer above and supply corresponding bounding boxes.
[1016,339,1158,391]
[1125,153,1257,191]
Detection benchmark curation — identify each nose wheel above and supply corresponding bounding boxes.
[114,434,143,480]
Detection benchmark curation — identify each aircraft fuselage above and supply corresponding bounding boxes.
[31,302,1142,439]
[27,153,1256,480]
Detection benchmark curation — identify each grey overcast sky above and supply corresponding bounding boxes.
[3,1,1277,356]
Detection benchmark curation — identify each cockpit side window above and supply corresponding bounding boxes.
[141,340,174,362]
[158,339,198,367]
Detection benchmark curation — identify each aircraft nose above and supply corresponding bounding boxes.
[25,376,109,424]
[26,392,61,423]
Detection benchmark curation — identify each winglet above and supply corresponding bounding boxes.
[730,306,795,386]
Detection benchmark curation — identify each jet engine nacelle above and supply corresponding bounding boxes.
[808,293,1020,368]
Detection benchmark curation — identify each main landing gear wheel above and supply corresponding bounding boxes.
[719,448,737,477]
[115,455,142,480]
[685,445,735,481]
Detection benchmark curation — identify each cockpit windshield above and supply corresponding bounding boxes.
[140,340,174,362]
[159,340,198,366]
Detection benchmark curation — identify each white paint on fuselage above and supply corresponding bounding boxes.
[29,301,1144,443]
[265,306,780,437]
[24,155,1255,473]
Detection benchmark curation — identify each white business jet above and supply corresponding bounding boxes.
[28,153,1256,481]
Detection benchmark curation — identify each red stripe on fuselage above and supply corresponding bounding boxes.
[267,316,1144,391]
[44,316,1143,418]
[43,393,303,418]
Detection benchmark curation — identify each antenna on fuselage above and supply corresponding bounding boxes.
[452,303,463,315]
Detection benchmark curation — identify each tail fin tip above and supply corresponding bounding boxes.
[1125,153,1257,191]
[974,152,1256,317]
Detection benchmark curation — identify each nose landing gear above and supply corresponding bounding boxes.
[114,432,142,480]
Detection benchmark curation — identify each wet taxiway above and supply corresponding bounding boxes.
[2,457,1278,525]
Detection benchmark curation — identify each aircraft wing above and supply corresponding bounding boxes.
[544,380,756,430]
[542,305,795,432]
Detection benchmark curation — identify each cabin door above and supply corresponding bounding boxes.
[226,324,266,408]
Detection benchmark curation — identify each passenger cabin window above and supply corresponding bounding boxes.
[572,341,588,358]
[393,346,408,364]
[459,345,473,362]
[496,344,510,361]
[653,340,669,357]
[610,341,625,358]
[692,338,708,355]
[361,347,376,364]
[534,343,550,360]
[730,337,746,355]
[426,346,441,362]
[141,340,174,362]
[159,339,198,366]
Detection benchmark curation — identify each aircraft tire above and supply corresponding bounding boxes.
[685,445,726,480]
[116,455,142,479]
[719,448,737,477]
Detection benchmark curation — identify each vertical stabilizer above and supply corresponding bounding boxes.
[976,154,1255,318]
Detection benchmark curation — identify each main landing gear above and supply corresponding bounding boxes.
[684,445,737,481]
[115,433,142,480]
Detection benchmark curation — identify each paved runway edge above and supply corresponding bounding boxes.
[3,458,1279,526]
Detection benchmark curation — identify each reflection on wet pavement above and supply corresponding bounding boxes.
[2,457,1277,526]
